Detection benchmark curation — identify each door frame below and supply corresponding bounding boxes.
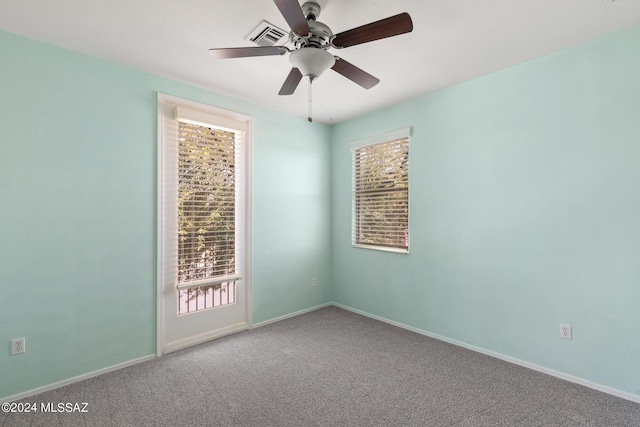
[156,93,252,356]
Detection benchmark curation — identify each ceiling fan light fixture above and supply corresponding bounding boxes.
[289,48,336,79]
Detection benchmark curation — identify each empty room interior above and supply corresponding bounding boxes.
[1,0,640,424]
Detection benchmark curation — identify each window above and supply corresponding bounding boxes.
[351,128,410,253]
[159,96,248,315]
[177,121,236,284]
[175,120,239,314]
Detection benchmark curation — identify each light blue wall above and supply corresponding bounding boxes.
[252,111,333,323]
[330,27,640,396]
[2,24,639,401]
[0,30,331,399]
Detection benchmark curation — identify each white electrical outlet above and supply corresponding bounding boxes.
[11,337,26,355]
[311,278,317,287]
[559,324,572,340]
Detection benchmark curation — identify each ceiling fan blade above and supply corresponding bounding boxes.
[332,12,413,48]
[273,0,310,36]
[209,46,287,59]
[331,58,380,89]
[278,68,304,95]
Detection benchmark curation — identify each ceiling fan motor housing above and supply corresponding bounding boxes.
[292,20,333,49]
[290,2,333,49]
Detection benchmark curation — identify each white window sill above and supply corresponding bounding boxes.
[352,244,409,254]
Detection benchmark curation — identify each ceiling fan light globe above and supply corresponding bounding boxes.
[289,48,336,79]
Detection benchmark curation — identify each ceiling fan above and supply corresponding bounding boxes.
[209,0,413,121]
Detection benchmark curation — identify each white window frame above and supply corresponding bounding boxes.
[156,93,252,356]
[350,127,411,254]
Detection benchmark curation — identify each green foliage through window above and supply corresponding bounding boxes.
[353,137,409,251]
[178,122,236,284]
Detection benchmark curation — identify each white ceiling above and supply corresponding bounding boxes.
[1,0,639,124]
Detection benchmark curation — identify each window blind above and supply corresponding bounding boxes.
[352,134,409,252]
[177,121,238,284]
[159,98,247,290]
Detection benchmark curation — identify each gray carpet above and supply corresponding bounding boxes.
[2,306,639,426]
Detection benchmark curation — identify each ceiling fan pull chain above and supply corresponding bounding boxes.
[308,77,313,123]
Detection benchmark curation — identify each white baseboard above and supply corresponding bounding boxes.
[251,302,332,329]
[10,302,633,406]
[0,305,325,403]
[163,322,249,354]
[332,302,640,405]
[1,355,155,404]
